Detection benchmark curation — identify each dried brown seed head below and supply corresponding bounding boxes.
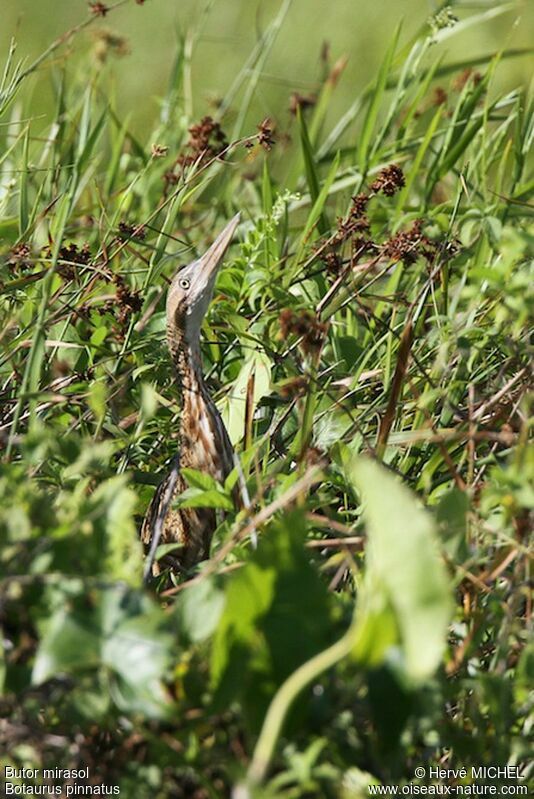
[89,2,109,16]
[151,143,169,158]
[173,116,229,178]
[453,68,482,92]
[93,29,130,62]
[118,221,146,241]
[7,243,33,273]
[278,308,328,355]
[278,375,309,399]
[433,87,448,106]
[258,118,276,151]
[289,92,317,116]
[370,164,405,197]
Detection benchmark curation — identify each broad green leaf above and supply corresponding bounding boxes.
[175,486,233,511]
[155,541,184,559]
[211,561,276,689]
[90,326,108,347]
[88,380,107,424]
[436,487,470,560]
[33,587,174,719]
[91,476,143,584]
[211,513,335,729]
[176,577,226,643]
[140,382,159,423]
[350,457,452,683]
[181,467,220,491]
[219,350,272,446]
[351,583,399,668]
[32,607,102,683]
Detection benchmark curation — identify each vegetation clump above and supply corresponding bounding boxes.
[0,1,532,797]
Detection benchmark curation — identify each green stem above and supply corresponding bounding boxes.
[299,362,317,458]
[244,615,359,788]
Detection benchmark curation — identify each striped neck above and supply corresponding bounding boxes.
[167,320,217,420]
[167,318,233,480]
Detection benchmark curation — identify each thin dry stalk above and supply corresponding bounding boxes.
[376,319,413,458]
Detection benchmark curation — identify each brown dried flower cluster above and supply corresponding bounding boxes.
[433,87,448,107]
[118,221,146,241]
[279,309,328,355]
[89,2,109,17]
[350,192,370,218]
[93,30,130,62]
[370,164,405,196]
[114,274,143,328]
[74,260,142,337]
[321,250,344,274]
[91,274,143,335]
[289,93,317,115]
[381,219,448,266]
[244,118,277,153]
[151,143,169,158]
[7,243,33,274]
[322,190,378,268]
[318,189,378,273]
[332,194,371,246]
[315,163,462,278]
[56,243,92,281]
[278,375,309,399]
[382,219,424,265]
[453,68,482,92]
[164,116,228,189]
[178,116,228,169]
[257,118,276,151]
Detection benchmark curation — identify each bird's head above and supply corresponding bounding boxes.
[167,213,240,343]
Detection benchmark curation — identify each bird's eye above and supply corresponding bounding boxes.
[179,277,190,290]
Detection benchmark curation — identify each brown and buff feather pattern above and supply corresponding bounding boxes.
[141,217,239,576]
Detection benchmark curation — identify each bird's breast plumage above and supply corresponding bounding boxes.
[142,373,235,575]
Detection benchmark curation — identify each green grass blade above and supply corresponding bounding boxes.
[229,0,293,139]
[396,107,444,214]
[358,23,401,171]
[299,151,340,248]
[18,127,30,236]
[297,106,332,237]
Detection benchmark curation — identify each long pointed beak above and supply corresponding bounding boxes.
[194,213,240,288]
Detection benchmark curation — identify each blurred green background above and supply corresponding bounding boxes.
[1,0,533,135]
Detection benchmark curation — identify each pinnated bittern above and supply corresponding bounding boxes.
[142,214,240,577]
